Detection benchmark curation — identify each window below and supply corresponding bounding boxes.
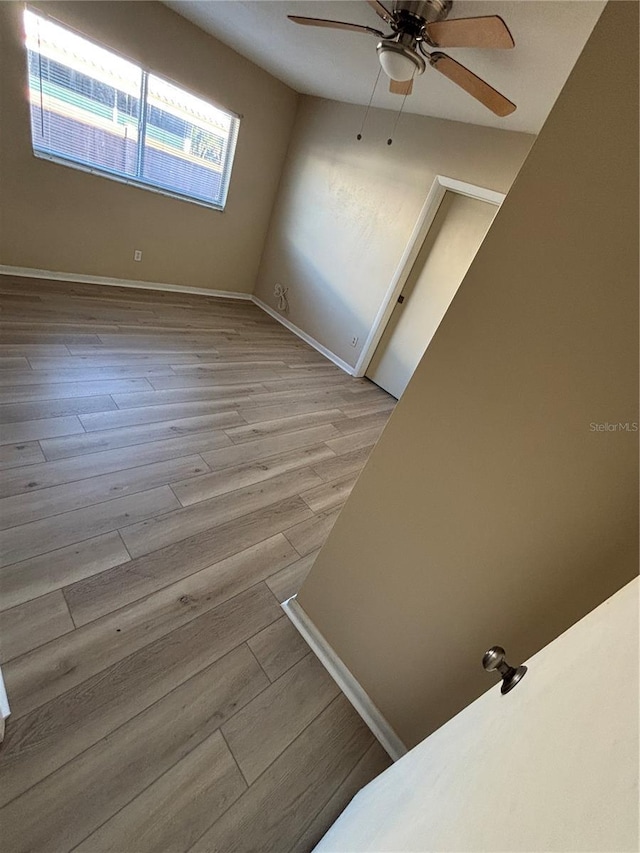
[24,9,239,210]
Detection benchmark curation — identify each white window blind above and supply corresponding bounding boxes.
[24,9,239,210]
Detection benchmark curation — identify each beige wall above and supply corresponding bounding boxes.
[297,0,639,749]
[254,97,534,367]
[0,1,298,292]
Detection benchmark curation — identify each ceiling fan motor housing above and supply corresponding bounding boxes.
[393,0,452,27]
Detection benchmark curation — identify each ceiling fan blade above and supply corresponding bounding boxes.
[366,1,394,25]
[429,52,516,116]
[287,16,383,37]
[426,16,514,49]
[389,78,413,95]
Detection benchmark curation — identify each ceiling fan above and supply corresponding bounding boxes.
[288,0,516,116]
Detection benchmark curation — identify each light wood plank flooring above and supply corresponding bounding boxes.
[0,275,395,853]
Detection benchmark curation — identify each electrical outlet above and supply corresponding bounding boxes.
[350,336,358,348]
[133,249,143,262]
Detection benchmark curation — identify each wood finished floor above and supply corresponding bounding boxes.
[0,275,395,853]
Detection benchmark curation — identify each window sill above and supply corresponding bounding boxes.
[32,149,226,212]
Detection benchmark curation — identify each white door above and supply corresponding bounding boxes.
[367,191,497,398]
[313,578,639,853]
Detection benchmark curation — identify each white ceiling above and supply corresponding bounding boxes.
[164,1,605,134]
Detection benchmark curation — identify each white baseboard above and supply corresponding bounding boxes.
[251,296,355,376]
[0,265,253,301]
[282,595,407,762]
[0,666,10,744]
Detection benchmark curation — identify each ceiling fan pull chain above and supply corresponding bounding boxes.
[387,77,413,145]
[357,66,383,140]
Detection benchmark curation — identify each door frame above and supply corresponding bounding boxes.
[353,175,506,378]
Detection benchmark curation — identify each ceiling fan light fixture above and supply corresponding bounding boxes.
[377,41,425,81]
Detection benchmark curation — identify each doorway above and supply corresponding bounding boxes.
[366,190,498,398]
